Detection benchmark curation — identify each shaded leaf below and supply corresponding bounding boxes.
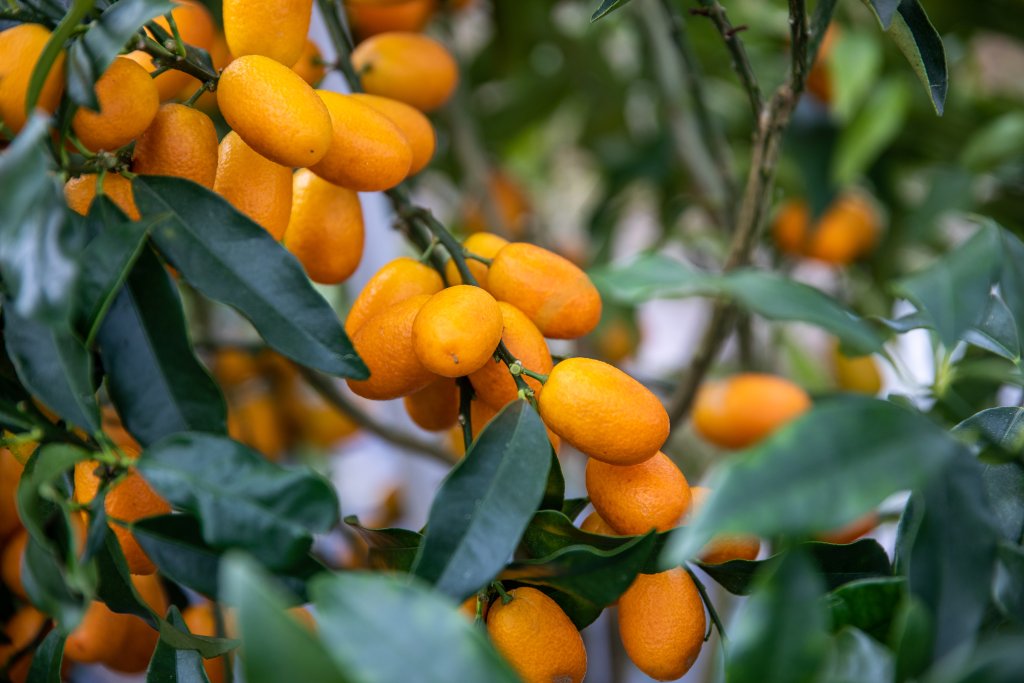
[955,408,1024,463]
[146,605,212,683]
[343,516,421,573]
[822,627,895,683]
[133,514,221,598]
[980,462,1024,544]
[826,577,905,641]
[133,176,366,379]
[27,0,95,110]
[964,295,1020,363]
[561,498,590,522]
[25,627,66,683]
[412,401,551,601]
[888,0,948,115]
[993,542,1024,624]
[832,77,910,185]
[310,571,519,683]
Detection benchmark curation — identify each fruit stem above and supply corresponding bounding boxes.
[182,82,208,108]
[457,377,474,452]
[137,34,219,84]
[491,581,512,605]
[464,251,493,266]
[474,590,488,625]
[163,11,188,59]
[686,566,727,645]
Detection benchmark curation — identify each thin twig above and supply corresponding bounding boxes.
[693,0,762,119]
[298,367,455,464]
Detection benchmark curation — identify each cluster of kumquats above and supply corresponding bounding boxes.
[1,0,888,680]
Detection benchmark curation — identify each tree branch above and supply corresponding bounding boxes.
[693,0,762,119]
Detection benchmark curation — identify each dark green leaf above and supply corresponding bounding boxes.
[993,542,1024,624]
[826,577,905,641]
[65,0,175,108]
[897,454,999,657]
[412,401,551,601]
[664,396,963,564]
[16,444,91,548]
[310,571,518,683]
[540,449,564,511]
[923,635,1024,683]
[894,223,1001,348]
[25,627,66,683]
[22,535,87,633]
[133,514,222,598]
[0,115,82,324]
[133,176,366,379]
[999,229,1024,354]
[343,516,421,573]
[220,554,345,683]
[138,432,339,571]
[146,605,212,683]
[699,539,892,596]
[964,295,1020,363]
[727,551,830,683]
[888,0,948,115]
[822,627,895,683]
[955,408,1024,463]
[889,595,932,682]
[591,0,635,22]
[98,247,227,445]
[980,462,1024,544]
[561,498,590,522]
[501,532,656,623]
[4,309,100,433]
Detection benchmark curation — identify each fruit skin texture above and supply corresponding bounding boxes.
[412,285,505,377]
[351,32,459,112]
[586,451,691,535]
[345,257,444,335]
[0,24,65,135]
[284,169,365,284]
[689,486,760,564]
[351,93,436,176]
[444,232,508,289]
[580,510,619,535]
[72,57,159,152]
[214,131,293,240]
[223,0,312,67]
[133,103,219,188]
[347,294,436,400]
[470,302,551,408]
[217,55,332,168]
[692,373,812,450]
[293,39,326,86]
[74,462,171,575]
[618,568,706,681]
[310,91,412,191]
[487,242,602,339]
[64,173,140,220]
[0,446,26,539]
[0,607,47,683]
[539,358,669,465]
[404,377,459,431]
[486,587,587,683]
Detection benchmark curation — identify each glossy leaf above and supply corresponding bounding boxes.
[826,577,905,641]
[310,571,519,683]
[146,605,212,683]
[133,176,367,379]
[861,0,901,28]
[897,454,999,657]
[501,532,656,622]
[15,444,91,548]
[561,497,590,522]
[664,396,963,564]
[65,0,175,108]
[221,554,345,683]
[412,401,551,601]
[993,542,1024,624]
[964,295,1020,363]
[540,449,565,511]
[4,308,100,433]
[822,627,895,683]
[980,462,1024,544]
[98,248,227,445]
[894,223,1002,349]
[138,432,339,571]
[343,516,422,573]
[888,0,948,115]
[25,627,66,683]
[0,115,81,324]
[727,551,830,683]
[699,539,892,596]
[134,514,222,598]
[22,535,87,634]
[955,408,1024,463]
[591,0,635,22]
[26,0,94,110]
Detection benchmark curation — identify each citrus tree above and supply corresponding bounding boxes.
[1,0,1022,681]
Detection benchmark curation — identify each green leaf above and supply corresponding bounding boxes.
[133,176,367,379]
[26,0,95,111]
[22,535,87,633]
[593,255,884,354]
[412,401,551,601]
[138,432,339,571]
[889,595,932,682]
[591,0,635,22]
[894,223,1002,349]
[25,627,66,683]
[698,539,892,596]
[964,295,1020,363]
[821,627,895,683]
[923,635,1024,683]
[998,229,1024,352]
[221,554,345,683]
[98,247,227,446]
[0,115,82,324]
[561,497,590,522]
[961,112,1024,172]
[993,542,1024,624]
[664,396,963,564]
[830,30,884,123]
[343,516,422,573]
[955,408,1024,463]
[133,514,221,598]
[16,444,91,548]
[888,0,948,115]
[727,551,830,683]
[897,454,999,657]
[832,77,910,185]
[540,449,564,511]
[146,605,212,683]
[500,532,656,625]
[74,198,160,344]
[65,0,175,108]
[980,462,1024,544]
[826,577,905,641]
[310,571,518,683]
[861,0,901,28]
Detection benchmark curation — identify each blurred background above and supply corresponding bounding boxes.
[71,0,1024,680]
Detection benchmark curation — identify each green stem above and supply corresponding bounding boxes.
[315,0,363,91]
[138,34,218,83]
[164,11,187,58]
[465,252,492,266]
[491,581,511,604]
[182,83,208,107]
[686,566,727,645]
[518,367,548,384]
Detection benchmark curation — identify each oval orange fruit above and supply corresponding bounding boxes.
[284,169,365,284]
[412,285,504,377]
[345,257,444,336]
[347,294,436,400]
[692,373,811,450]
[586,451,691,535]
[351,31,458,112]
[214,131,293,240]
[133,103,219,188]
